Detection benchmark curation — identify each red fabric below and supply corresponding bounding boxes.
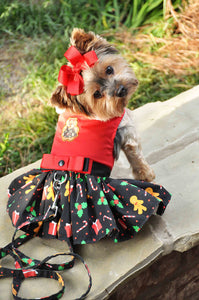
[41,111,124,172]
[58,46,98,95]
[41,154,92,173]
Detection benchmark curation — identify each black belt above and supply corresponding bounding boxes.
[87,160,111,177]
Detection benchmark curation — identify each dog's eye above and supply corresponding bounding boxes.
[94,90,103,99]
[106,66,114,75]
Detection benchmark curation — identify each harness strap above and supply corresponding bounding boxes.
[41,154,94,173]
[40,155,111,176]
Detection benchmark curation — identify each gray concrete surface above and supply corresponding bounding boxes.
[0,85,199,299]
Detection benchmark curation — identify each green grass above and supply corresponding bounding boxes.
[1,0,198,177]
[0,0,182,36]
[0,105,58,177]
[131,70,199,108]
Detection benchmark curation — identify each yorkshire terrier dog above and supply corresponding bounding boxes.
[4,29,171,300]
[50,28,155,182]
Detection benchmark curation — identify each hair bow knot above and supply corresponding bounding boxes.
[58,46,98,95]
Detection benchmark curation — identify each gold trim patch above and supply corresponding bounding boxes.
[62,117,79,141]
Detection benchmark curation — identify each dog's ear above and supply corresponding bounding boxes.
[50,85,74,109]
[70,28,118,57]
[70,28,97,54]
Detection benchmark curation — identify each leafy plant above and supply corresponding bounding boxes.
[0,0,183,36]
[0,133,9,163]
[0,105,58,176]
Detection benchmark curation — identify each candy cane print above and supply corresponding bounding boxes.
[103,215,112,222]
[107,183,115,192]
[12,210,20,226]
[76,183,83,197]
[122,215,136,220]
[42,185,49,200]
[118,218,127,230]
[89,178,98,191]
[102,182,110,193]
[70,184,74,193]
[21,181,32,190]
[76,220,88,233]
[7,189,11,198]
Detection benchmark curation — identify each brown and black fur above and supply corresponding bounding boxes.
[51,28,155,182]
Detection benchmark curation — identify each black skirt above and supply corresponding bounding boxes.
[7,169,171,246]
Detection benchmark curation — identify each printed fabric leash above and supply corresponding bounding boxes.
[0,172,92,300]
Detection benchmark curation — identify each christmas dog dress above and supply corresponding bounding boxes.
[7,110,171,246]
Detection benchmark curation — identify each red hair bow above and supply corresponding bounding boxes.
[58,46,98,95]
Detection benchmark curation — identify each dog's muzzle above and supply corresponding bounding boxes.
[116,85,127,97]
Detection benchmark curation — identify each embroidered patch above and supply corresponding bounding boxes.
[62,117,79,141]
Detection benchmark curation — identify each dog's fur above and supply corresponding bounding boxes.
[50,28,155,182]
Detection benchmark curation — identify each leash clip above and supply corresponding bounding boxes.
[51,172,68,215]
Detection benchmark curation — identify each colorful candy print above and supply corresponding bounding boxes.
[130,195,147,215]
[7,170,171,246]
[12,210,20,226]
[89,178,98,190]
[76,183,83,197]
[76,220,88,233]
[65,223,72,237]
[103,215,112,222]
[102,182,110,193]
[92,219,102,235]
[97,191,108,205]
[48,221,57,236]
[75,202,88,218]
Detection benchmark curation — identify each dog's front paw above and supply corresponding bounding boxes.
[133,165,155,182]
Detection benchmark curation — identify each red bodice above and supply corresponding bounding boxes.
[41,111,124,173]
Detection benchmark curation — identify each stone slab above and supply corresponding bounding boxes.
[134,85,199,164]
[151,141,199,253]
[80,226,163,299]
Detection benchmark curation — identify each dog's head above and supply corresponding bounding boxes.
[51,28,138,121]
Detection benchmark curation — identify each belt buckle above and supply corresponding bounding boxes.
[82,158,93,174]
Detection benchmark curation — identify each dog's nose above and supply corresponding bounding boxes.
[116,85,127,97]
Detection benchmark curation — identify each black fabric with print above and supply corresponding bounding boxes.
[7,169,171,245]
